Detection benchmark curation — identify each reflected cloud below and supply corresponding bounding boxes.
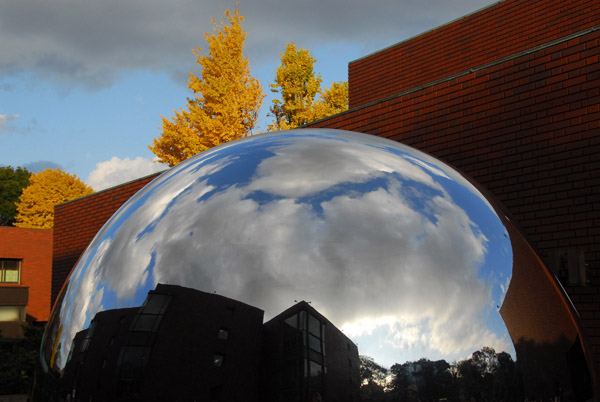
[43,129,513,372]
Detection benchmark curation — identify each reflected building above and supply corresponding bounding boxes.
[47,0,600,398]
[40,127,596,402]
[51,284,359,402]
[263,301,360,402]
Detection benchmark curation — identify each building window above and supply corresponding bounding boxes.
[217,328,229,340]
[546,248,588,286]
[131,293,172,332]
[214,354,225,367]
[0,259,20,283]
[0,305,25,321]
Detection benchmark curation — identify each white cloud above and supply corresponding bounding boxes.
[86,156,167,191]
[0,0,497,89]
[54,133,513,369]
[0,114,19,132]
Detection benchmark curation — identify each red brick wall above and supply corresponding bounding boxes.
[0,227,53,322]
[312,28,600,283]
[311,6,600,390]
[349,0,600,108]
[52,173,160,306]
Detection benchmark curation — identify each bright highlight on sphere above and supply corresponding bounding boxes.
[43,129,514,371]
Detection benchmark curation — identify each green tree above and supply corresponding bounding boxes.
[391,358,456,401]
[360,356,390,402]
[150,7,264,167]
[456,347,521,400]
[360,355,389,385]
[0,166,30,226]
[268,43,348,131]
[0,325,44,395]
[15,168,93,229]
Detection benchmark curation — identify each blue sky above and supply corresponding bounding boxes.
[0,0,497,191]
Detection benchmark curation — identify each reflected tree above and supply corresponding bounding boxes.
[360,356,390,402]
[457,347,521,401]
[381,347,522,402]
[391,358,455,401]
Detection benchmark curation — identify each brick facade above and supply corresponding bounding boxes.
[349,0,600,108]
[52,173,161,305]
[0,227,53,327]
[308,0,600,393]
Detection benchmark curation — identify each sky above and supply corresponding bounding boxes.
[0,0,499,191]
[47,131,514,370]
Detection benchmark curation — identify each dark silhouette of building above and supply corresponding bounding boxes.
[262,301,360,402]
[55,284,359,402]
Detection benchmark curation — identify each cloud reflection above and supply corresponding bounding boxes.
[47,129,513,370]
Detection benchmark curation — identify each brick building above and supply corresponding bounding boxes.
[0,227,52,337]
[50,0,599,398]
[307,0,599,394]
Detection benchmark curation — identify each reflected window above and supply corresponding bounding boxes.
[309,314,321,337]
[309,334,321,353]
[309,360,323,377]
[118,346,151,379]
[547,248,588,286]
[142,293,171,314]
[214,354,225,367]
[217,328,229,340]
[132,314,160,332]
[0,259,20,283]
[298,311,307,331]
[284,314,297,328]
[80,320,97,353]
[132,293,172,332]
[224,306,235,316]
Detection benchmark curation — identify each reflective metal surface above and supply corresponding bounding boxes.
[40,129,518,398]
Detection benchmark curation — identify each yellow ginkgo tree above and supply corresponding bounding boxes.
[149,7,264,167]
[15,168,94,229]
[268,43,348,131]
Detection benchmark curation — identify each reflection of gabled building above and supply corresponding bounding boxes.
[60,284,359,402]
[263,301,360,402]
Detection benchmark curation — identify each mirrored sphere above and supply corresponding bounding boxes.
[40,129,516,400]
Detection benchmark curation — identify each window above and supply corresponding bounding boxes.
[118,346,151,378]
[80,320,97,352]
[546,248,588,286]
[214,354,225,367]
[131,293,172,332]
[217,328,229,340]
[0,259,20,283]
[0,305,24,321]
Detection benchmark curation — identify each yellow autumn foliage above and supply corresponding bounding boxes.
[150,7,264,167]
[268,43,348,131]
[15,168,94,229]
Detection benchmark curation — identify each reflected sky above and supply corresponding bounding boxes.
[46,129,513,370]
